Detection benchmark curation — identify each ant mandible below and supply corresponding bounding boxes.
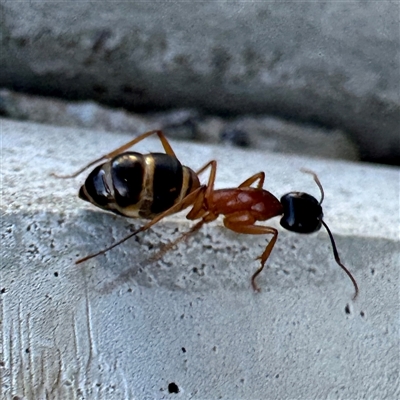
[53,130,358,299]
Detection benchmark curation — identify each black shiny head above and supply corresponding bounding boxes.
[280,192,323,233]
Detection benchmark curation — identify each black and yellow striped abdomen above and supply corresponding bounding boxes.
[79,152,200,219]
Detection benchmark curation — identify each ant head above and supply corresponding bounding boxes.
[280,169,325,234]
[280,192,323,233]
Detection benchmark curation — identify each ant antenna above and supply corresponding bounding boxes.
[321,220,359,300]
[300,168,324,205]
[301,168,358,300]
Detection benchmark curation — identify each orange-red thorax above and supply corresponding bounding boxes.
[208,188,284,221]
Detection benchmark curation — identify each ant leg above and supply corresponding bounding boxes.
[52,130,176,178]
[250,228,278,292]
[203,160,217,206]
[223,213,278,292]
[147,213,218,264]
[93,129,177,160]
[76,185,206,264]
[195,160,216,176]
[186,160,218,220]
[238,172,265,189]
[195,159,217,193]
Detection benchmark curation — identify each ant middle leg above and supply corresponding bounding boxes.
[223,213,278,291]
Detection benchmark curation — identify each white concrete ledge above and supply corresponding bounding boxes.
[1,119,399,399]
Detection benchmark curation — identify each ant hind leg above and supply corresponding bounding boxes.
[52,130,176,178]
[238,172,265,189]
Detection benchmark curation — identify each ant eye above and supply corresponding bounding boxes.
[280,192,323,233]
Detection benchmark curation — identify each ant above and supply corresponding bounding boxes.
[53,130,358,299]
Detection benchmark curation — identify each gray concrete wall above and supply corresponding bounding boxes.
[1,2,399,163]
[1,119,399,399]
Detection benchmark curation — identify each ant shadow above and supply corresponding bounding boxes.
[74,209,262,294]
[74,209,210,294]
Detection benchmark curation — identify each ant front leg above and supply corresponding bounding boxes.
[52,129,175,178]
[223,212,278,292]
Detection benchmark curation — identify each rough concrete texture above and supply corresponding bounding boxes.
[1,119,399,399]
[1,2,399,164]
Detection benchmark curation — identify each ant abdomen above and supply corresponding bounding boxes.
[79,151,200,219]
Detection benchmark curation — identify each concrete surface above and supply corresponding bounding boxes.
[1,2,399,163]
[1,119,399,399]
